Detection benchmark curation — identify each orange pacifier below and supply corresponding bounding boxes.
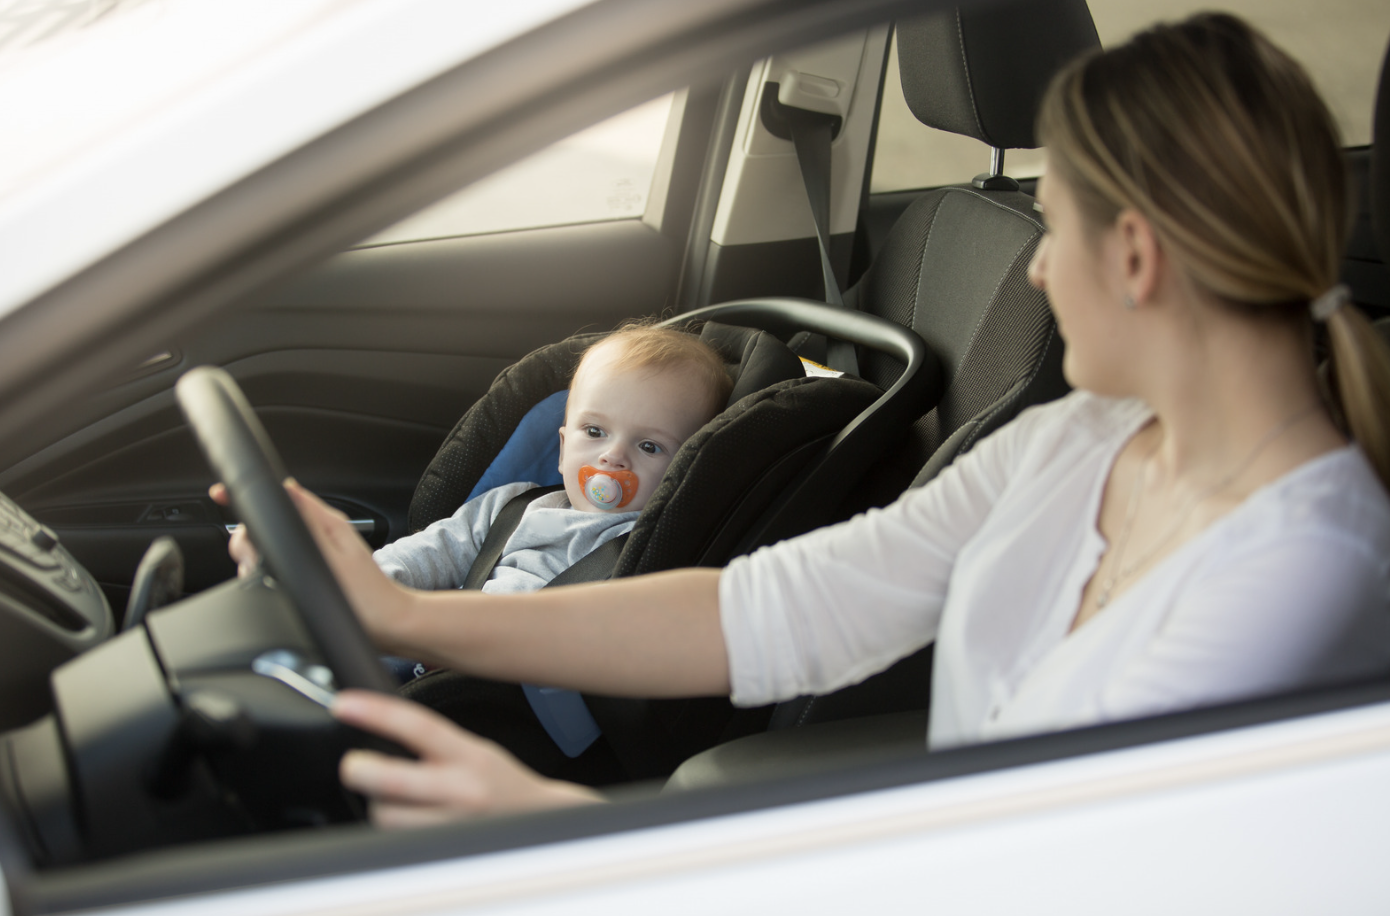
[578,466,639,510]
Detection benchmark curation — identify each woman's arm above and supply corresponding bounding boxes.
[287,481,731,698]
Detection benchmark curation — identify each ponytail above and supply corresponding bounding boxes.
[1326,305,1390,491]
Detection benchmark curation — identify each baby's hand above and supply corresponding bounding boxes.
[208,483,260,577]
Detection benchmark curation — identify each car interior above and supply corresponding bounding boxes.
[0,0,1388,908]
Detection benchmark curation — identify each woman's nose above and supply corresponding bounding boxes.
[1027,236,1048,290]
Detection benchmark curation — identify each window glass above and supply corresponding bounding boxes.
[871,0,1390,195]
[362,93,675,246]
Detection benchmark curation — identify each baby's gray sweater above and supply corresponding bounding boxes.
[373,481,638,593]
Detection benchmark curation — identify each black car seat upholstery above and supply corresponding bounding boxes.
[767,0,1101,732]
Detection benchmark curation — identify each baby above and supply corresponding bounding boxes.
[363,326,731,759]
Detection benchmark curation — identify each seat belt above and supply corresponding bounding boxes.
[545,532,629,587]
[460,485,563,590]
[777,100,861,377]
[461,486,628,590]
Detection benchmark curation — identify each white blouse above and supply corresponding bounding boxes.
[719,391,1390,750]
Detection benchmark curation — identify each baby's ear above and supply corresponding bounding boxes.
[556,428,566,468]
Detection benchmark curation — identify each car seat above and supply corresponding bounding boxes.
[399,303,936,781]
[848,0,1096,500]
[763,0,1101,732]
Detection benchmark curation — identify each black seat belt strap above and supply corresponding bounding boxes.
[460,485,563,590]
[783,105,860,377]
[545,533,629,588]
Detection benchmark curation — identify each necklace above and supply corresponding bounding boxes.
[1092,403,1320,610]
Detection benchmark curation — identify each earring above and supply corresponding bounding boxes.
[1123,294,1137,311]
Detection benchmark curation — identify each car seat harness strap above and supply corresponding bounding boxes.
[461,485,628,758]
[460,484,563,590]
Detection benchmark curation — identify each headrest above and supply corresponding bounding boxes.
[897,0,1101,150]
[1373,34,1390,263]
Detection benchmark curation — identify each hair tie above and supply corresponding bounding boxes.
[1310,284,1350,322]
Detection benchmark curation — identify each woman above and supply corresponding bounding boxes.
[285,13,1390,827]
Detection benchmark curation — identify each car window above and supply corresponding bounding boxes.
[361,93,676,245]
[871,0,1390,194]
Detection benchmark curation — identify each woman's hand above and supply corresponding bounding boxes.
[209,483,260,577]
[333,690,601,828]
[281,480,417,648]
[210,480,414,650]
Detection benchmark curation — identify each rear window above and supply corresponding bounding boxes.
[361,93,676,245]
[871,0,1390,194]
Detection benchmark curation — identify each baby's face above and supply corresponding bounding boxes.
[558,349,715,514]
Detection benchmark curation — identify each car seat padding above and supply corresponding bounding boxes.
[464,391,567,503]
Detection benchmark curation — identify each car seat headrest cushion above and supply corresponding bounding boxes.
[698,320,808,403]
[617,375,882,577]
[409,332,602,532]
[896,0,1100,150]
[466,390,567,503]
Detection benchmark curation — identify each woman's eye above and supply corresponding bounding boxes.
[638,441,662,455]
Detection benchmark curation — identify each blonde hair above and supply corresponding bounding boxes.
[573,324,733,423]
[1037,12,1390,489]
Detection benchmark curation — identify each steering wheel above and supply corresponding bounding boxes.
[174,366,395,693]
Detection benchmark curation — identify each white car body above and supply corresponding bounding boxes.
[88,701,1390,915]
[1,1,1388,914]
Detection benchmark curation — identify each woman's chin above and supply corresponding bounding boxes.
[1061,358,1131,400]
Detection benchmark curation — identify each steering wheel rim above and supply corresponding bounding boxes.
[175,366,395,693]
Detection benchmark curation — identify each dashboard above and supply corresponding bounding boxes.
[0,491,112,732]
[0,491,363,869]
